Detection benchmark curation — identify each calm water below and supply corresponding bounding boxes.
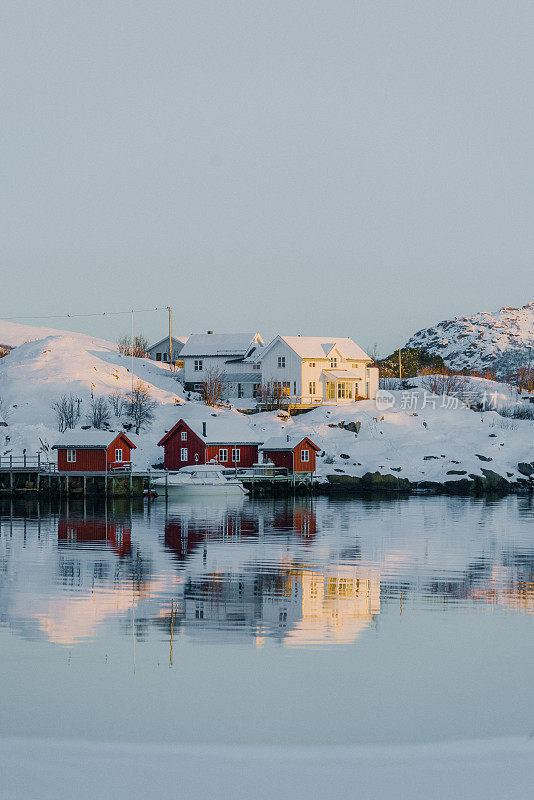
[0,493,533,746]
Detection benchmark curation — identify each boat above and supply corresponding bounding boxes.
[151,464,249,497]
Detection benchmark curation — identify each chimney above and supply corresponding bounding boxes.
[286,434,290,442]
[202,422,207,437]
[207,330,213,334]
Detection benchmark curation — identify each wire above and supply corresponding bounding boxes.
[2,307,169,321]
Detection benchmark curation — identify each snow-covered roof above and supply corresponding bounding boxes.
[322,369,361,379]
[257,336,370,362]
[148,336,188,351]
[260,434,319,451]
[159,416,263,446]
[180,333,264,359]
[52,431,135,450]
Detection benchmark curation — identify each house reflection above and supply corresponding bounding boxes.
[58,515,132,558]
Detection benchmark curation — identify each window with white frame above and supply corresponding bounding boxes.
[180,448,188,461]
[231,448,240,463]
[219,448,228,462]
[309,381,316,395]
[301,449,309,463]
[194,359,203,371]
[181,431,187,441]
[252,363,260,370]
[309,362,315,367]
[115,448,123,462]
[277,356,285,368]
[66,449,76,463]
[352,363,358,369]
[330,357,337,368]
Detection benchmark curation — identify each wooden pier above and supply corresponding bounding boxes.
[0,455,151,497]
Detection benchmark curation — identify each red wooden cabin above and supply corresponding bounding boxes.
[53,432,136,472]
[260,435,320,473]
[157,418,261,470]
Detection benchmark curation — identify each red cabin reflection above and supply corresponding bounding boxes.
[58,517,132,558]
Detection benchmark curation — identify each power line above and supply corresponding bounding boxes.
[2,307,169,322]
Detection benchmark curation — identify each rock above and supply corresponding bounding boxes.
[391,467,402,472]
[424,455,439,460]
[446,470,467,475]
[327,472,410,491]
[327,423,337,428]
[450,460,460,464]
[517,462,534,477]
[475,454,493,462]
[343,421,361,434]
[506,472,514,478]
[333,468,345,473]
[478,469,510,490]
[339,453,350,459]
[489,434,497,438]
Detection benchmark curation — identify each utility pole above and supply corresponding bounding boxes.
[131,310,134,399]
[398,347,402,381]
[168,306,173,371]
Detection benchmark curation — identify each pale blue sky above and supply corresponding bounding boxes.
[2,1,532,354]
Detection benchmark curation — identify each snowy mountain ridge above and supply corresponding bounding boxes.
[406,302,534,371]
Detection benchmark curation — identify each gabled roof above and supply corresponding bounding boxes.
[158,417,263,447]
[255,336,370,362]
[52,431,136,450]
[260,435,320,452]
[148,335,188,351]
[180,333,264,359]
[322,369,361,379]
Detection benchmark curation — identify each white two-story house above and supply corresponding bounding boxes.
[254,336,379,405]
[181,332,264,398]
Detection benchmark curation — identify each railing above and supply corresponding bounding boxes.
[0,455,56,471]
[109,462,133,473]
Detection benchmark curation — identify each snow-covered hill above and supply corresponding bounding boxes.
[0,320,532,488]
[406,302,534,371]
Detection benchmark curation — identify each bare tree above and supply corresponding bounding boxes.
[419,368,464,398]
[0,345,10,359]
[109,390,127,418]
[127,380,156,434]
[117,333,149,358]
[51,394,82,432]
[87,396,111,429]
[201,368,226,407]
[258,380,288,411]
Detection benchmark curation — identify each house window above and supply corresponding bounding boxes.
[219,448,228,462]
[231,448,240,463]
[309,362,315,367]
[301,449,309,463]
[156,353,162,361]
[352,363,358,369]
[252,363,260,370]
[115,448,123,462]
[237,384,243,398]
[330,357,337,368]
[326,382,335,400]
[274,381,290,396]
[194,359,203,371]
[180,448,188,461]
[181,431,187,441]
[337,382,352,399]
[309,382,316,395]
[163,353,168,361]
[253,383,261,398]
[66,449,76,463]
[194,383,202,391]
[277,356,285,368]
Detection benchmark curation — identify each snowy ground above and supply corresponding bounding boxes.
[0,320,532,485]
[2,736,534,800]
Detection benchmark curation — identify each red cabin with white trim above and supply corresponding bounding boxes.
[52,432,136,472]
[260,435,320,473]
[157,418,261,470]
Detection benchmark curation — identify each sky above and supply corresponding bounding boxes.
[1,1,533,355]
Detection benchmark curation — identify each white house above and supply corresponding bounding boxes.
[181,332,264,398]
[147,336,188,365]
[254,336,379,405]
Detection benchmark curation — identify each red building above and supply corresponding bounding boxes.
[260,435,320,473]
[53,432,136,472]
[58,516,132,558]
[157,418,262,470]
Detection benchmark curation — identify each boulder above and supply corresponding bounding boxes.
[517,462,534,477]
[475,454,493,462]
[446,470,467,475]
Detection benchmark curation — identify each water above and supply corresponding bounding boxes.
[0,494,533,747]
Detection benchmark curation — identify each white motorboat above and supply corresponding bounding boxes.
[151,464,249,497]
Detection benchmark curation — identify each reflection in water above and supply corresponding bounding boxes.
[0,495,533,648]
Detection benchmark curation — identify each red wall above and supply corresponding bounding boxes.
[106,436,133,469]
[58,448,107,472]
[58,518,132,557]
[162,422,206,469]
[262,440,316,473]
[293,440,316,472]
[205,444,258,468]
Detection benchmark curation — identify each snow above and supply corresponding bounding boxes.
[267,335,370,361]
[2,736,534,800]
[180,332,263,357]
[261,434,312,450]
[407,301,534,370]
[0,320,532,482]
[51,431,134,449]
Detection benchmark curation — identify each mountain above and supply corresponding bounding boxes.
[406,303,534,372]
